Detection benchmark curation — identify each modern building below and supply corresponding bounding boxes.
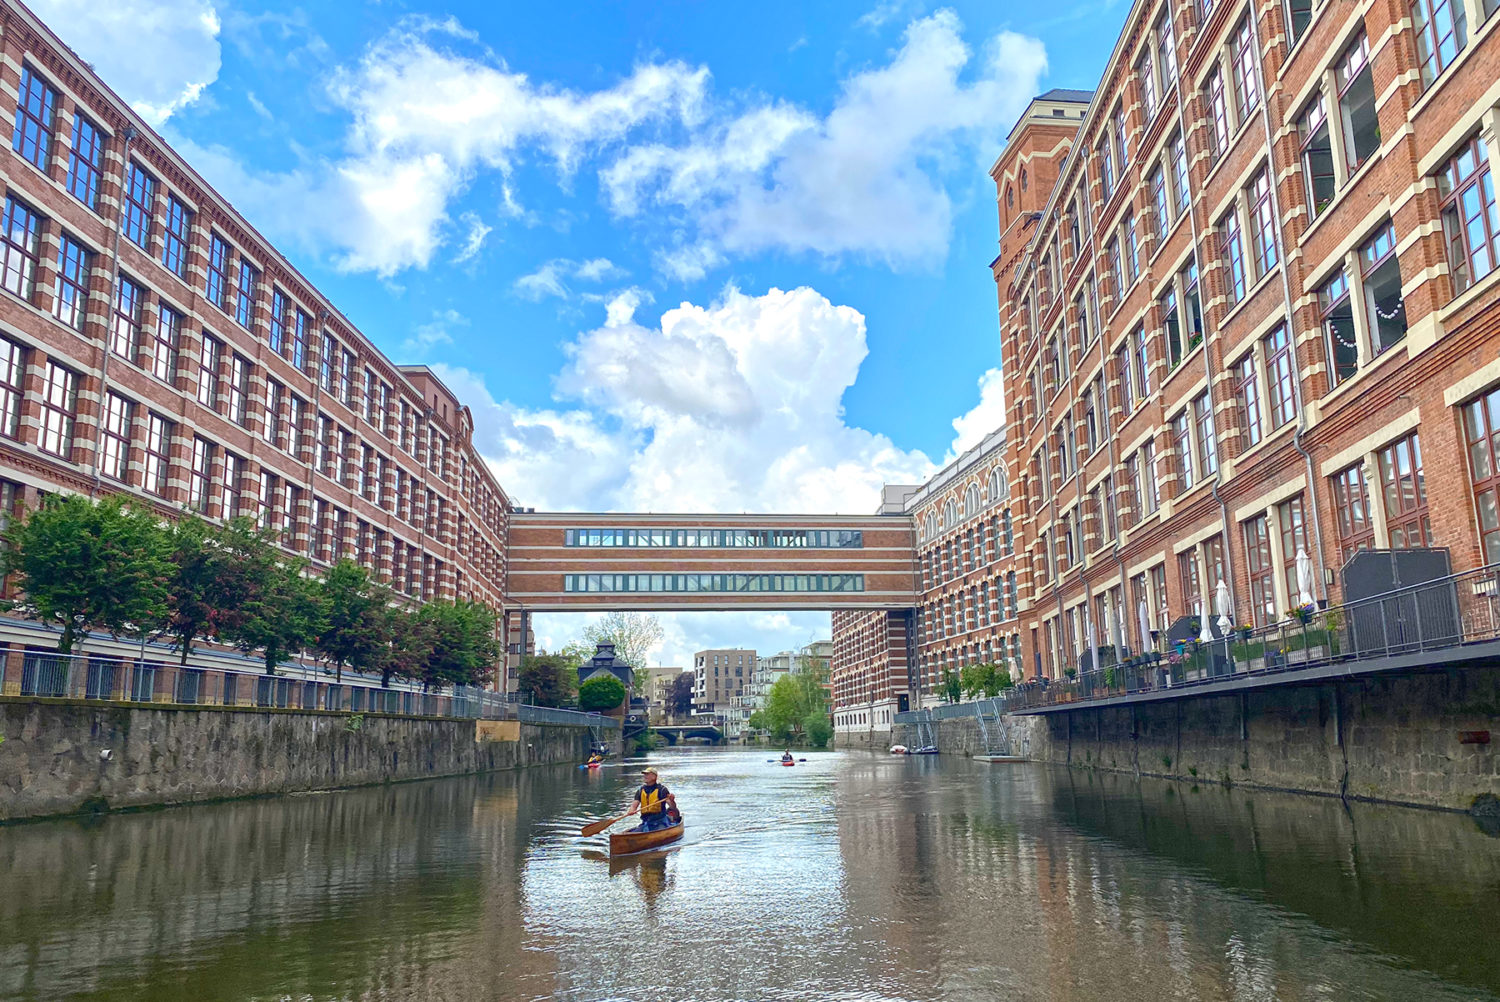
[833,0,1500,739]
[692,648,754,719]
[642,665,688,724]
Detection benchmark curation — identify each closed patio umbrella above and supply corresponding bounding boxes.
[1138,600,1153,653]
[1197,602,1212,643]
[1215,578,1233,634]
[1296,547,1316,606]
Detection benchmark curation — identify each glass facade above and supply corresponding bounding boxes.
[562,527,863,548]
[563,573,864,593]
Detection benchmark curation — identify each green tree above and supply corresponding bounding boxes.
[803,710,832,749]
[747,709,768,732]
[941,669,962,703]
[373,604,429,689]
[161,516,277,664]
[669,671,695,718]
[228,557,326,675]
[314,560,391,682]
[763,674,804,742]
[578,673,627,712]
[517,653,577,707]
[419,599,500,690]
[1,494,171,654]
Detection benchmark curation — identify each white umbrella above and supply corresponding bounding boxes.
[1103,601,1119,656]
[1197,602,1212,643]
[1138,600,1152,653]
[1215,578,1233,634]
[1296,547,1316,606]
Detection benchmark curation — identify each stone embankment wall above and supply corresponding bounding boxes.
[895,667,1500,813]
[0,699,604,822]
[834,729,892,752]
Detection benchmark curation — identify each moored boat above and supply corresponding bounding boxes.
[609,812,684,855]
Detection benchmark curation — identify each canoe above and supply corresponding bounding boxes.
[609,813,684,856]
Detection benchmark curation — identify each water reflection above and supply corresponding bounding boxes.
[0,750,1495,1001]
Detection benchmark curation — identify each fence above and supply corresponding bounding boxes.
[902,562,1500,718]
[0,647,570,724]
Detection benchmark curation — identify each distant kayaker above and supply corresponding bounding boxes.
[780,750,794,764]
[624,767,677,832]
[587,752,604,766]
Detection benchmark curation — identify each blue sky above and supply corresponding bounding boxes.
[35,0,1126,666]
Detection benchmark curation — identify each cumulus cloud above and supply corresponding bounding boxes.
[32,0,221,125]
[401,308,468,358]
[948,367,1006,456]
[601,12,1048,269]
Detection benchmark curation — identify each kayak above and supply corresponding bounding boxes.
[609,813,684,856]
[780,760,795,767]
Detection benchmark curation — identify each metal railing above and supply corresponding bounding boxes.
[517,703,620,728]
[1,649,578,724]
[907,562,1500,717]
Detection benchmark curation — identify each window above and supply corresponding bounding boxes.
[235,259,259,328]
[1207,70,1230,158]
[39,361,77,458]
[1170,132,1189,214]
[0,337,23,439]
[99,392,131,481]
[340,348,354,405]
[287,395,305,457]
[12,67,55,171]
[1114,103,1130,172]
[1151,165,1169,239]
[1410,0,1467,87]
[1220,208,1247,304]
[123,164,156,251]
[1157,13,1178,90]
[1100,139,1115,200]
[222,452,243,519]
[188,437,214,513]
[206,235,231,310]
[1244,514,1275,626]
[1115,343,1135,413]
[1360,223,1406,353]
[1248,168,1278,278]
[293,309,311,372]
[1132,325,1152,400]
[1337,34,1377,174]
[1194,392,1217,477]
[67,114,104,210]
[53,235,90,331]
[1123,213,1140,282]
[1161,286,1182,368]
[198,335,221,408]
[1232,353,1263,452]
[1178,550,1202,619]
[1331,462,1375,562]
[161,196,191,279]
[1143,438,1162,514]
[143,414,172,497]
[1138,49,1157,116]
[1378,434,1431,548]
[1107,237,1123,299]
[264,379,284,445]
[1230,17,1260,120]
[1285,0,1314,42]
[228,354,250,427]
[1263,326,1296,427]
[1278,495,1309,604]
[1172,409,1195,493]
[152,306,181,383]
[1464,388,1500,563]
[321,333,338,392]
[1298,95,1335,220]
[1437,137,1498,295]
[1320,268,1357,387]
[1,195,44,300]
[111,275,144,362]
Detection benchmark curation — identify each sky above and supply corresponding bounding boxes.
[33,0,1126,668]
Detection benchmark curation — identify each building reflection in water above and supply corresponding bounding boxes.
[1,752,1496,1002]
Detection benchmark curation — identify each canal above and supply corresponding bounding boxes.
[2,749,1497,1001]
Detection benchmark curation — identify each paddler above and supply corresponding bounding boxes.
[781,749,794,764]
[623,767,678,832]
[587,751,604,766]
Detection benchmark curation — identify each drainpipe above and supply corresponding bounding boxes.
[1247,6,1330,603]
[89,125,138,497]
[1165,16,1241,619]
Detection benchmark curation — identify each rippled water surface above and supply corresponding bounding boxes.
[3,749,1499,1001]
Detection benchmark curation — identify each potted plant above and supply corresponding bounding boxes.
[1287,603,1314,626]
[1237,622,1254,642]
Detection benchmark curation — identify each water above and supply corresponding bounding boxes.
[2,749,1497,1001]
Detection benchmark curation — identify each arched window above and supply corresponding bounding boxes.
[943,500,958,530]
[989,469,1009,503]
[1006,185,1015,209]
[964,484,980,518]
[925,512,938,540]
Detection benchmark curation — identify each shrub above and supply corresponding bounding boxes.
[803,712,833,749]
[578,674,627,712]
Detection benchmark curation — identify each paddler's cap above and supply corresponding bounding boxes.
[641,767,658,777]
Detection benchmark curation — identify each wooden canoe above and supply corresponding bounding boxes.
[609,813,684,856]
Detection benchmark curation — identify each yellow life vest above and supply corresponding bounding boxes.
[638,784,665,814]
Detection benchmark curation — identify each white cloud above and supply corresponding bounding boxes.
[534,610,832,673]
[857,0,921,31]
[514,257,628,300]
[401,308,468,358]
[948,366,1005,456]
[453,212,492,263]
[31,0,221,125]
[601,12,1048,269]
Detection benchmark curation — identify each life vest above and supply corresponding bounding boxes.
[638,784,665,814]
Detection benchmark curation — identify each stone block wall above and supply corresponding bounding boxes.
[0,699,600,821]
[895,666,1500,812]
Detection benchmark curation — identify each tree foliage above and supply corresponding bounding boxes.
[669,671,695,717]
[227,556,326,675]
[763,660,830,743]
[959,662,1014,699]
[162,517,277,664]
[418,600,500,690]
[1,494,172,653]
[315,560,390,682]
[582,611,663,677]
[578,673,627,712]
[802,711,833,748]
[518,653,577,707]
[941,669,963,703]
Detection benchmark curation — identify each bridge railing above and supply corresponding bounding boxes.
[986,562,1500,714]
[516,704,620,728]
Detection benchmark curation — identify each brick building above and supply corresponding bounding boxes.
[692,648,755,717]
[833,0,1500,735]
[0,0,520,700]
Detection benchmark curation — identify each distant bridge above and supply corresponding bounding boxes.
[648,723,724,745]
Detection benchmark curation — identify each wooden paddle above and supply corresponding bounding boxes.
[580,814,627,837]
